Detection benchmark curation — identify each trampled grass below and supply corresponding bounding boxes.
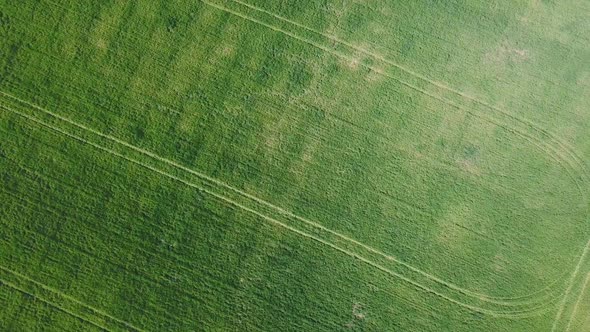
[1,0,589,331]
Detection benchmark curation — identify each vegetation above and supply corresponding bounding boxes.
[1,0,589,331]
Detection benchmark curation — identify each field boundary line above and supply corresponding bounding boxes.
[0,94,557,317]
[0,265,144,331]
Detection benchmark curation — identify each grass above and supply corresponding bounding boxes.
[0,0,589,331]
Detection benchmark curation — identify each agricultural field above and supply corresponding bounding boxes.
[0,0,589,331]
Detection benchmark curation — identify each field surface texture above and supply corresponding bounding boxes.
[1,0,589,331]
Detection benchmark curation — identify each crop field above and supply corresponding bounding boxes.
[0,0,589,331]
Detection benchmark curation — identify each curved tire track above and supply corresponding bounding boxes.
[0,92,568,317]
[200,0,590,315]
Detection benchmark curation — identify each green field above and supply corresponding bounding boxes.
[1,0,589,331]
